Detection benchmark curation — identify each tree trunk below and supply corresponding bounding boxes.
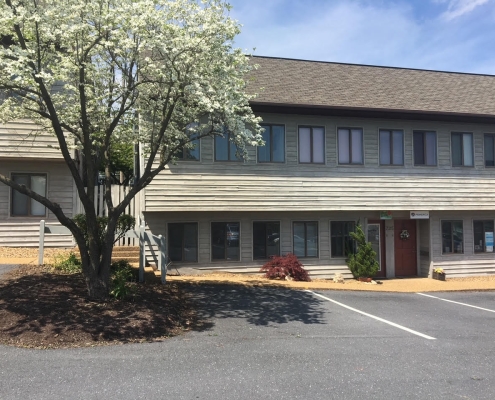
[86,273,110,300]
[78,239,114,301]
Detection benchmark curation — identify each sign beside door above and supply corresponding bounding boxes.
[410,211,429,219]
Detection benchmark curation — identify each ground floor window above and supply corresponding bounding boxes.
[473,220,494,253]
[442,221,463,254]
[331,221,355,257]
[11,173,47,216]
[211,222,240,260]
[293,221,318,258]
[253,221,280,259]
[168,223,198,262]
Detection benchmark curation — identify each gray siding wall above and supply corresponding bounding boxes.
[144,210,377,278]
[0,160,74,247]
[431,211,495,277]
[145,114,495,212]
[0,121,64,159]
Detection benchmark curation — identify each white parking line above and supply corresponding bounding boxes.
[417,293,495,313]
[305,290,436,340]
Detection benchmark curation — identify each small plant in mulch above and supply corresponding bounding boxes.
[260,254,311,282]
[52,252,82,273]
[110,260,137,299]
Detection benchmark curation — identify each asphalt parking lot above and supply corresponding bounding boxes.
[1,285,495,400]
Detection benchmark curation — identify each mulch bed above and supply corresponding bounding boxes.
[0,265,202,349]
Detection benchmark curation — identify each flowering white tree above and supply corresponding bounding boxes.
[0,0,262,299]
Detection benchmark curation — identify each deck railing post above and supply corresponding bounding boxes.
[38,220,45,265]
[139,224,145,283]
[160,235,166,284]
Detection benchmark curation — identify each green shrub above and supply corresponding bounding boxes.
[260,254,311,282]
[52,252,82,273]
[110,260,136,299]
[346,224,379,279]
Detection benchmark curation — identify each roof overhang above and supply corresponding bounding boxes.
[250,102,495,124]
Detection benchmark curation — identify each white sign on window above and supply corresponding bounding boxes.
[485,232,494,253]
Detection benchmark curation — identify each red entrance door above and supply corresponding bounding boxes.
[394,220,417,276]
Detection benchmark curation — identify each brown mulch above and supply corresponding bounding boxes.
[0,264,203,349]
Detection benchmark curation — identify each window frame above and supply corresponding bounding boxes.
[167,222,199,263]
[451,132,474,167]
[330,220,356,258]
[298,125,326,164]
[413,130,438,167]
[258,124,285,163]
[252,221,281,260]
[10,173,47,217]
[473,219,494,253]
[379,129,404,166]
[214,131,241,162]
[441,220,464,255]
[210,221,241,261]
[292,221,319,258]
[337,127,364,165]
[483,133,495,168]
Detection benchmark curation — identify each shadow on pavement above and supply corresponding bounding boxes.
[184,284,327,327]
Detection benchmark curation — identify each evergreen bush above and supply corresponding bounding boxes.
[347,224,379,279]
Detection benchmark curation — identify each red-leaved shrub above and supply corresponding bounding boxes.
[260,253,311,282]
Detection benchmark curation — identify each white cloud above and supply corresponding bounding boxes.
[436,0,491,20]
[228,0,495,74]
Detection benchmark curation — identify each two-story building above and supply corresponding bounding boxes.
[142,56,495,279]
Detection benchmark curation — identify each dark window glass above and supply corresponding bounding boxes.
[258,125,285,163]
[451,132,473,166]
[168,223,198,262]
[298,126,325,163]
[379,130,404,165]
[293,221,318,257]
[331,221,356,257]
[484,134,495,167]
[473,220,494,253]
[11,173,47,216]
[211,222,240,260]
[176,136,200,160]
[442,221,464,254]
[253,222,280,259]
[215,131,240,162]
[414,131,437,166]
[338,128,363,164]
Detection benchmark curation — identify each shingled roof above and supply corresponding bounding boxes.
[247,56,495,118]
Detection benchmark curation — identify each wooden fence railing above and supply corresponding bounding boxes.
[75,185,142,246]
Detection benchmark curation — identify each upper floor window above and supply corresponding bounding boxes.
[441,220,463,254]
[11,173,47,216]
[484,134,495,167]
[215,131,240,162]
[176,123,200,161]
[338,128,363,164]
[168,223,198,262]
[414,131,437,166]
[451,132,473,167]
[473,220,494,253]
[299,126,325,164]
[379,129,404,165]
[293,221,318,258]
[258,124,285,163]
[331,221,355,257]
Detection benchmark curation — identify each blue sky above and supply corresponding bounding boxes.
[227,0,495,74]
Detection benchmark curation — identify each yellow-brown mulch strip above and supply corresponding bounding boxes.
[163,272,495,293]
